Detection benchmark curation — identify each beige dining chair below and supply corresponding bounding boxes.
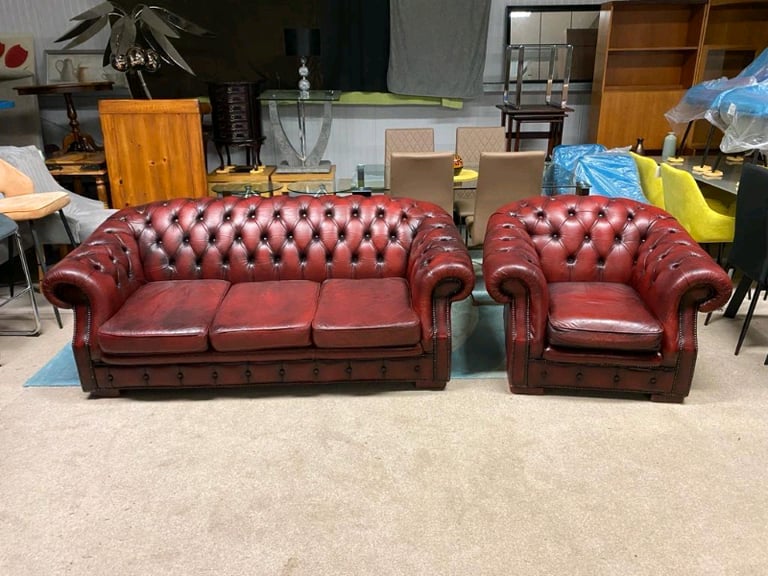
[388,152,455,217]
[465,151,546,247]
[454,125,507,226]
[455,126,506,171]
[384,128,434,188]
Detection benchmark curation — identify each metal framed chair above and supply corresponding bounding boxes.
[0,213,41,336]
[0,158,77,328]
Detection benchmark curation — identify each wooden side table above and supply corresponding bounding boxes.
[206,165,277,196]
[14,82,114,152]
[46,151,111,207]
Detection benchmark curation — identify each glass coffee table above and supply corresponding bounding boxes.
[211,181,281,198]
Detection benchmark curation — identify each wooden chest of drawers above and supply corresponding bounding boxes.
[208,81,265,168]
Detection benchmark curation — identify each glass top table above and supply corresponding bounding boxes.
[212,181,280,198]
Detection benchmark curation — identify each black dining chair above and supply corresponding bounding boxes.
[705,163,768,358]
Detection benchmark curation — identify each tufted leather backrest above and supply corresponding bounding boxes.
[500,195,674,283]
[106,195,436,283]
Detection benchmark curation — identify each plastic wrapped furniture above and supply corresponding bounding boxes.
[482,195,732,402]
[572,151,647,203]
[711,81,768,153]
[545,144,606,195]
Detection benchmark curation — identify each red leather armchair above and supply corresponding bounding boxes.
[483,195,732,402]
[42,195,474,396]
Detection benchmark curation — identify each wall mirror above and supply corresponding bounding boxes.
[505,5,599,82]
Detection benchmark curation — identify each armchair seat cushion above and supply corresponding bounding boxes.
[313,278,421,348]
[210,281,320,352]
[548,282,663,352]
[98,280,230,355]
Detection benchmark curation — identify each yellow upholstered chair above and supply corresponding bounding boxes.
[660,163,735,256]
[389,152,455,217]
[0,158,77,328]
[465,151,546,247]
[630,152,665,209]
[384,128,434,189]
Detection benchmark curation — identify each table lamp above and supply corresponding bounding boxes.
[284,28,321,99]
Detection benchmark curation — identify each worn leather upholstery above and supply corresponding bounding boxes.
[483,195,733,402]
[42,195,474,395]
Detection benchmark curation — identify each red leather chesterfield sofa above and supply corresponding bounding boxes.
[482,195,733,402]
[42,195,475,396]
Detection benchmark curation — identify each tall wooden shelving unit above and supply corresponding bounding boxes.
[590,0,707,151]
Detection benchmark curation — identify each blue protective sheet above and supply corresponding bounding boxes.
[572,152,648,204]
[666,47,768,127]
[546,144,607,194]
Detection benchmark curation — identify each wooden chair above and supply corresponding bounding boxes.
[384,128,434,189]
[99,99,208,208]
[389,152,454,217]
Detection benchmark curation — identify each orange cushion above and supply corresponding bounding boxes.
[0,191,70,221]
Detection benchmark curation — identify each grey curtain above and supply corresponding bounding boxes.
[387,0,492,99]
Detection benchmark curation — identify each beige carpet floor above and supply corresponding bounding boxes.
[1,297,767,576]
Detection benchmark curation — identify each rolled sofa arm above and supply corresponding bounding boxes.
[42,220,145,328]
[631,218,733,323]
[407,206,475,339]
[482,211,549,350]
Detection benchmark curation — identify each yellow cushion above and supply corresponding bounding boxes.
[0,191,70,221]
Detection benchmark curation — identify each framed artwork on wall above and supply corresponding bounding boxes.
[44,49,126,87]
[0,35,35,80]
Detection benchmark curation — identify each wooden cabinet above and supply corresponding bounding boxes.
[591,0,768,152]
[208,81,265,169]
[99,99,208,208]
[590,0,707,150]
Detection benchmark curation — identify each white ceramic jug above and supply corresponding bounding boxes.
[55,58,76,82]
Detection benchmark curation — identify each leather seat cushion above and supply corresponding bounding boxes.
[547,282,663,352]
[313,278,421,348]
[210,281,320,352]
[98,280,230,355]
